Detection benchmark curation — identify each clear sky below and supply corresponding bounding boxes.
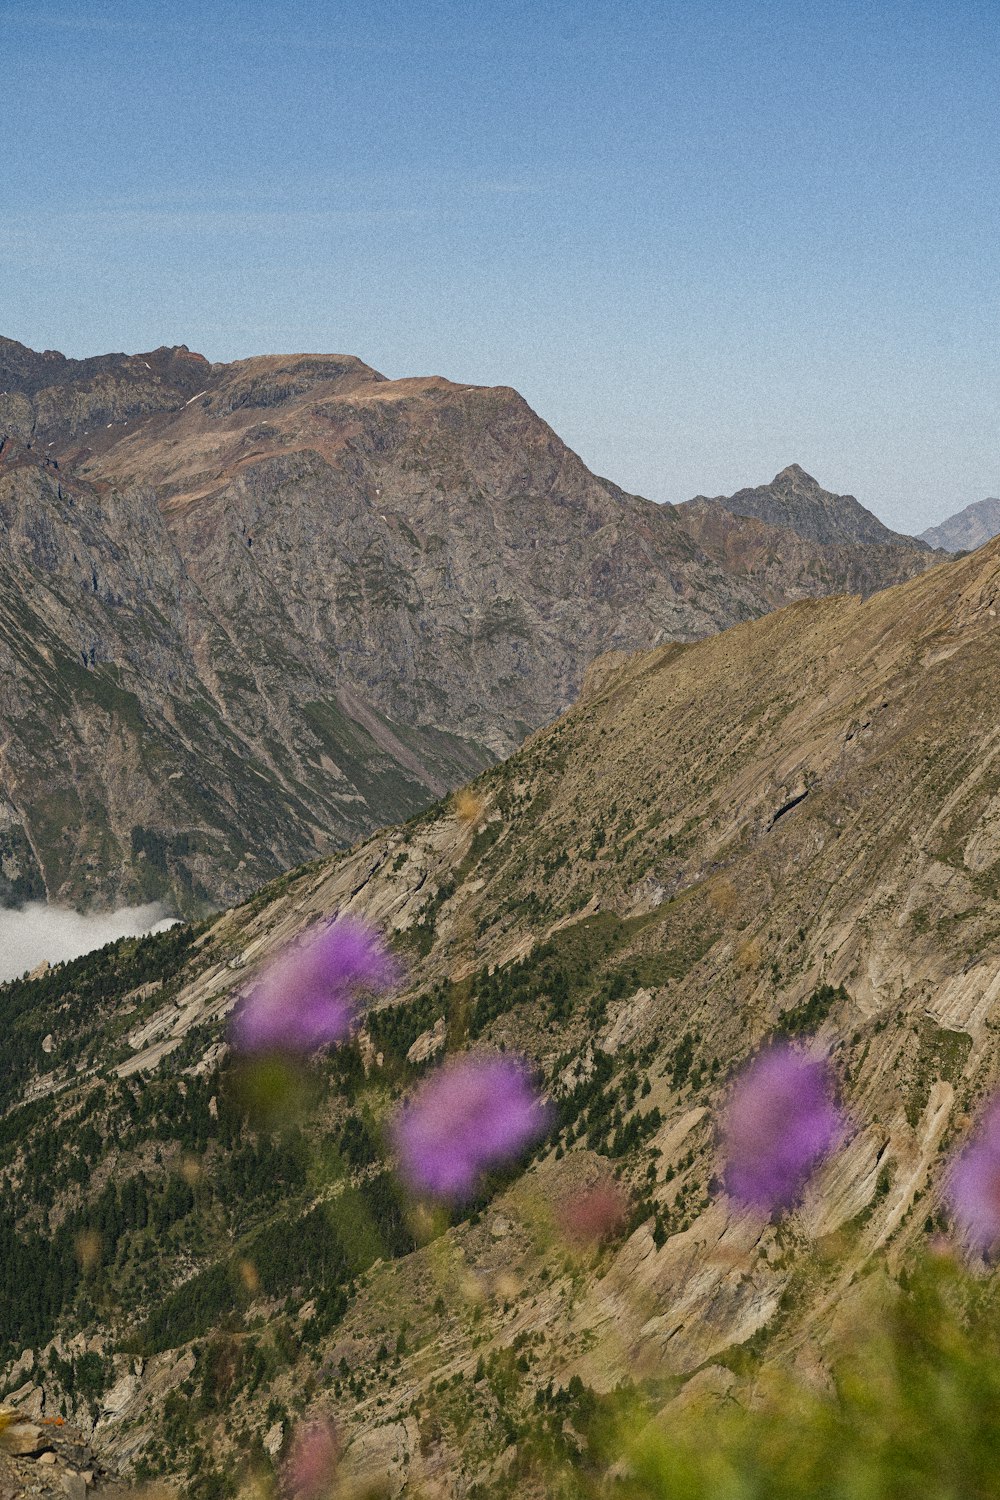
[3,0,998,531]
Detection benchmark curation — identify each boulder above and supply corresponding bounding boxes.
[1,1419,47,1455]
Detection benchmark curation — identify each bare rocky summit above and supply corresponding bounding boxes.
[0,338,939,914]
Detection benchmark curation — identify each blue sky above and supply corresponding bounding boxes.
[3,0,998,530]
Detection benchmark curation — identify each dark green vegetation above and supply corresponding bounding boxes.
[773,983,848,1041]
[0,821,46,907]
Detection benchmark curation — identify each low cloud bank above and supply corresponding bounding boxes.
[0,902,178,984]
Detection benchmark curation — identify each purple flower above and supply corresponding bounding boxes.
[947,1096,1000,1254]
[722,1044,842,1213]
[393,1054,550,1201]
[231,916,398,1053]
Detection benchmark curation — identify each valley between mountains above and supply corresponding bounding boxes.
[3,529,1000,1496]
[0,336,940,914]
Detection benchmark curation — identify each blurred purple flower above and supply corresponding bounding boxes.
[231,916,398,1053]
[282,1416,340,1500]
[722,1044,842,1212]
[948,1096,1000,1254]
[393,1054,550,1200]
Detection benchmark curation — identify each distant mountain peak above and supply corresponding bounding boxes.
[0,333,943,908]
[919,497,1000,554]
[689,466,923,550]
[773,462,817,485]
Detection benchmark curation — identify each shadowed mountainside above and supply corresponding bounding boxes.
[687,461,925,548]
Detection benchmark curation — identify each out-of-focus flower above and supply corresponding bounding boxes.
[282,1416,340,1500]
[722,1044,841,1212]
[559,1178,629,1246]
[453,787,484,826]
[237,1258,260,1294]
[948,1096,1000,1253]
[180,1154,203,1186]
[462,1274,486,1305]
[74,1229,102,1272]
[393,1054,550,1200]
[231,916,398,1053]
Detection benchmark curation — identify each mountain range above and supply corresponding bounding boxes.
[3,525,1000,1494]
[0,335,942,916]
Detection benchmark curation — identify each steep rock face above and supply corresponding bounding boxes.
[0,341,943,912]
[919,496,1000,553]
[689,462,927,548]
[0,455,487,912]
[3,544,1000,1493]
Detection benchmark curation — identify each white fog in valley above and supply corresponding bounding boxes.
[0,902,178,983]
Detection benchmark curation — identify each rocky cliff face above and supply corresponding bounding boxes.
[0,336,213,448]
[3,540,1000,1495]
[0,339,940,914]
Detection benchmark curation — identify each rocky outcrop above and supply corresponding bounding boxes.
[0,1410,123,1496]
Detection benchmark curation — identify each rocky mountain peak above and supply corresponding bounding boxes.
[0,334,947,913]
[772,462,820,487]
[689,464,925,550]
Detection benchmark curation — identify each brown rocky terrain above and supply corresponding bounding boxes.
[2,534,999,1495]
[0,336,940,915]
